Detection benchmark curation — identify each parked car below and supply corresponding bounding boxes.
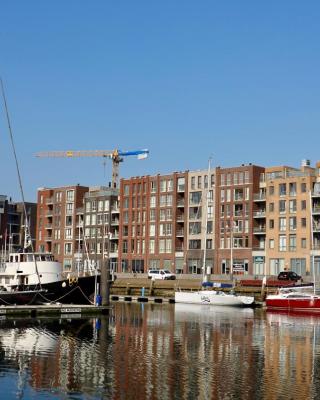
[277,271,302,282]
[148,269,176,280]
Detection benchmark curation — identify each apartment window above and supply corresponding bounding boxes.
[290,258,306,275]
[160,180,166,192]
[226,189,231,202]
[166,208,172,220]
[289,182,297,196]
[206,239,212,249]
[269,186,274,196]
[220,174,225,186]
[150,196,156,208]
[204,175,208,189]
[189,239,201,249]
[244,220,249,233]
[220,205,225,217]
[233,172,238,185]
[66,203,74,214]
[55,192,62,202]
[64,243,72,255]
[124,185,129,195]
[207,221,213,234]
[166,194,173,206]
[289,200,297,213]
[122,225,128,236]
[190,192,201,205]
[166,239,172,253]
[54,229,61,240]
[160,195,166,207]
[239,172,244,184]
[160,209,166,221]
[104,200,109,211]
[123,211,128,223]
[65,228,72,240]
[85,201,91,212]
[279,235,287,251]
[159,239,166,253]
[167,179,173,192]
[269,219,274,229]
[270,258,285,275]
[279,200,286,214]
[150,209,156,222]
[279,183,286,197]
[197,176,202,189]
[244,171,249,183]
[301,218,307,228]
[65,215,72,226]
[289,217,297,231]
[234,188,244,201]
[189,222,201,235]
[301,200,306,210]
[122,240,128,254]
[191,176,195,190]
[97,214,103,225]
[66,190,74,202]
[177,177,185,191]
[269,239,274,249]
[269,203,274,212]
[226,173,231,186]
[301,183,307,193]
[279,217,286,231]
[210,174,215,187]
[149,224,155,236]
[149,239,155,254]
[220,189,225,202]
[289,235,296,251]
[301,238,307,248]
[207,205,213,219]
[97,200,104,212]
[150,181,157,193]
[91,201,97,212]
[91,214,96,225]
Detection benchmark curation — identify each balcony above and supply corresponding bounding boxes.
[313,207,320,215]
[45,210,53,217]
[176,229,184,237]
[110,232,119,239]
[253,226,266,234]
[176,215,185,222]
[253,210,266,218]
[111,218,119,226]
[45,235,53,241]
[254,193,266,201]
[45,224,53,229]
[177,199,185,207]
[313,224,320,232]
[312,191,320,198]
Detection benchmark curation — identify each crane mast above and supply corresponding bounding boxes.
[35,148,149,188]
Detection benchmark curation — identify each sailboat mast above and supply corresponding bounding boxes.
[310,189,316,295]
[0,78,42,288]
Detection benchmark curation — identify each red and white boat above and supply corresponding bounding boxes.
[266,289,320,313]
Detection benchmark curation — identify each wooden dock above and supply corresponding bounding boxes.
[111,295,175,303]
[0,304,111,317]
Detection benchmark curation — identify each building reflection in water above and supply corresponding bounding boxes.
[0,304,320,399]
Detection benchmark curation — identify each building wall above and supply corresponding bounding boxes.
[36,185,89,271]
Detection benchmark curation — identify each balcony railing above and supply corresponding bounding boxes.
[176,229,184,236]
[177,199,185,207]
[253,193,266,201]
[313,207,320,214]
[253,211,266,217]
[176,215,185,222]
[253,226,266,233]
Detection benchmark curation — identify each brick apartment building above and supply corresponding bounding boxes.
[34,160,320,278]
[36,185,88,272]
[0,195,37,253]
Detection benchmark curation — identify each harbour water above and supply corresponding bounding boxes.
[0,303,320,399]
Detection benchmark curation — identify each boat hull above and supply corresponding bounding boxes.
[0,290,48,306]
[266,296,320,313]
[175,290,254,307]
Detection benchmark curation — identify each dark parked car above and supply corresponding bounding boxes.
[277,271,302,282]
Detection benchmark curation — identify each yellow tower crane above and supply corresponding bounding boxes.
[35,148,149,188]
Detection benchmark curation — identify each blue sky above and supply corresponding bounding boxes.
[1,1,320,201]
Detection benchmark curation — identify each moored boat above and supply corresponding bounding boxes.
[266,289,320,313]
[175,290,255,307]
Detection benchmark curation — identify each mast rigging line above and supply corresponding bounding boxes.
[0,78,42,289]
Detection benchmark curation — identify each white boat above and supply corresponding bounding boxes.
[175,290,255,306]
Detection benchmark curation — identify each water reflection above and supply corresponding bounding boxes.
[0,304,320,399]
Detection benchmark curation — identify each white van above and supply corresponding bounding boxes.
[148,269,176,280]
